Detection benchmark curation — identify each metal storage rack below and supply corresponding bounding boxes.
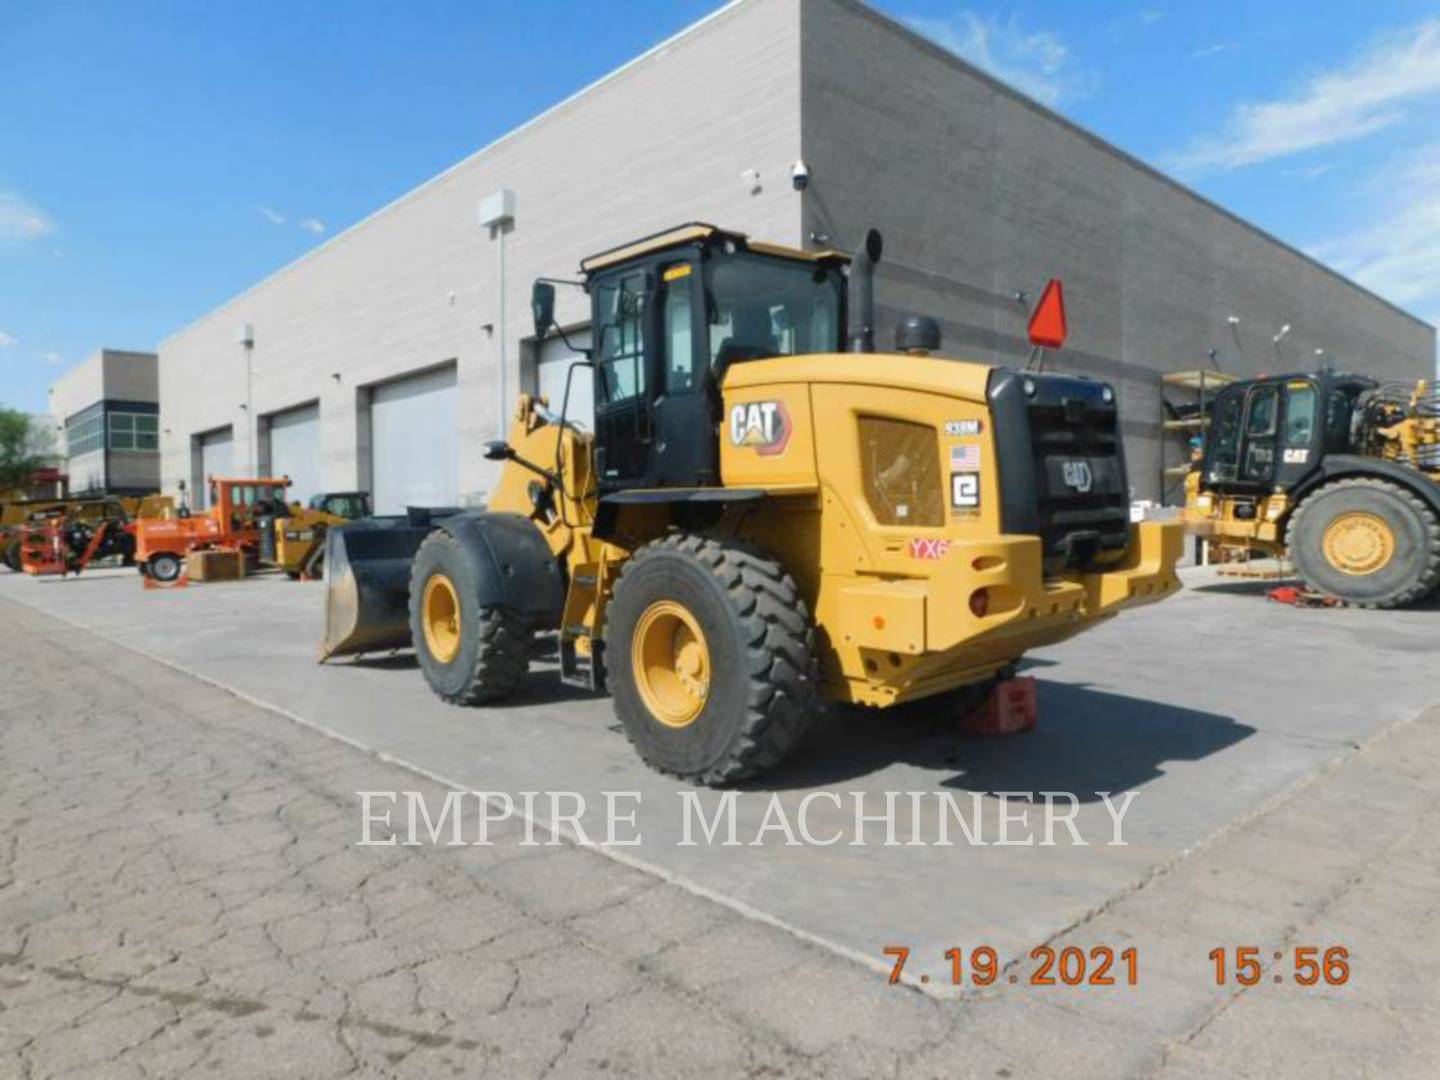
[1159,369,1237,504]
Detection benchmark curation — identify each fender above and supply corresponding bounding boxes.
[438,511,566,624]
[1290,455,1440,519]
[592,488,767,540]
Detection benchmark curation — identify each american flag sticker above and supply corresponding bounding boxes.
[950,444,982,471]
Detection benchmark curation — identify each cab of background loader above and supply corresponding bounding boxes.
[1196,372,1378,498]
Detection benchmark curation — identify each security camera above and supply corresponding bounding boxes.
[791,160,810,191]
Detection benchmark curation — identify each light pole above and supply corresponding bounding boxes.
[239,322,255,475]
[478,190,516,439]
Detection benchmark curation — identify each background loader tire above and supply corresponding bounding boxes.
[2,538,19,572]
[147,553,183,583]
[606,533,818,785]
[1289,478,1440,609]
[408,530,529,705]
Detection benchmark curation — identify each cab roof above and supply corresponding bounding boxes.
[579,223,848,275]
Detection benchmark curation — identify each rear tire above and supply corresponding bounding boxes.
[408,530,529,704]
[148,553,183,583]
[2,538,19,572]
[1288,478,1440,609]
[606,533,818,785]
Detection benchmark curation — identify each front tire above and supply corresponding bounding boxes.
[148,553,183,583]
[408,531,529,704]
[1289,478,1440,608]
[606,534,818,785]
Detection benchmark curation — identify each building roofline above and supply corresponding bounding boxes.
[160,0,755,349]
[830,0,1435,336]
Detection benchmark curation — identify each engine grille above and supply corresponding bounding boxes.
[858,417,944,527]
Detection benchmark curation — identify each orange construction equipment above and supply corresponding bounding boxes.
[19,514,133,577]
[134,477,291,585]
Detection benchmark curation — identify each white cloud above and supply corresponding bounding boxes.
[0,331,17,348]
[905,11,1089,106]
[0,191,54,241]
[1140,9,1164,27]
[1308,144,1440,323]
[1290,161,1338,181]
[1174,19,1440,170]
[298,217,325,235]
[258,205,286,226]
[1193,44,1226,59]
[42,351,62,366]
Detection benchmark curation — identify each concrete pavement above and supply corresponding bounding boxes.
[0,566,1434,987]
[0,567,1437,1077]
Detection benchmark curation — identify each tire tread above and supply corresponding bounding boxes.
[608,532,819,785]
[409,531,530,705]
[1289,477,1440,609]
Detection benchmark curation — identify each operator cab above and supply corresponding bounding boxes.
[1200,372,1376,495]
[535,225,850,494]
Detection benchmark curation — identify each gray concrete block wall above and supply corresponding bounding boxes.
[158,0,806,505]
[801,0,1436,501]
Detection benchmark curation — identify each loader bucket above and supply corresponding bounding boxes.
[318,510,460,660]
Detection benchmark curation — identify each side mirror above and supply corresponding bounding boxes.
[531,281,556,341]
[483,440,513,462]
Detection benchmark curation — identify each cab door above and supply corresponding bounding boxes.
[592,269,655,488]
[1274,378,1321,489]
[650,259,716,487]
[1202,382,1280,493]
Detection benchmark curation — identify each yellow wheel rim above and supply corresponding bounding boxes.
[632,600,710,729]
[422,573,462,663]
[1322,512,1396,576]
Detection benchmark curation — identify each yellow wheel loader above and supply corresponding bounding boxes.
[1185,372,1440,607]
[321,224,1182,784]
[261,491,372,580]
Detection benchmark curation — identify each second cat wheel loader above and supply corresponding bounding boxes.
[1186,372,1440,607]
[322,223,1182,784]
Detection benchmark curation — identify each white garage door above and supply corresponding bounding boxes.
[370,365,458,515]
[197,427,233,509]
[537,328,593,431]
[267,402,320,506]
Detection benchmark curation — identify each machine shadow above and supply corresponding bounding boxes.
[335,651,596,705]
[758,680,1255,799]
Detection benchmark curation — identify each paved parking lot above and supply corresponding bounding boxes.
[1,567,1437,1077]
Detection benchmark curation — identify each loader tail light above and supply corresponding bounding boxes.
[969,588,990,618]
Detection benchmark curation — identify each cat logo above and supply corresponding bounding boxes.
[1061,460,1093,493]
[729,400,791,456]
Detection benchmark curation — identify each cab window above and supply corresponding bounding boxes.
[596,272,647,406]
[1324,389,1358,452]
[1284,384,1317,448]
[1208,390,1244,481]
[1246,386,1278,438]
[662,265,696,394]
[704,252,842,369]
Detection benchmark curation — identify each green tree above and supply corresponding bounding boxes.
[0,407,56,492]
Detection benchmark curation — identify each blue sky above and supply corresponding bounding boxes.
[3,0,1439,413]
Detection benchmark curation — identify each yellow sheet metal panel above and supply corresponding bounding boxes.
[808,382,1002,576]
[719,385,818,490]
[723,351,993,401]
[834,579,927,654]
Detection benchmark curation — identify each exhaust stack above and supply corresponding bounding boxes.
[847,228,884,353]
